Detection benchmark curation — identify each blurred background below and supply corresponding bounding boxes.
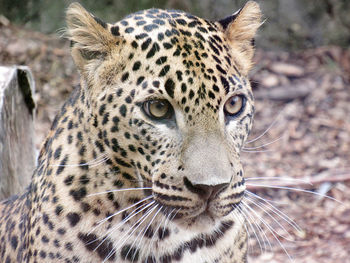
[1,0,350,50]
[0,1,349,262]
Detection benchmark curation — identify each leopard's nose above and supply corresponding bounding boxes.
[184,177,229,200]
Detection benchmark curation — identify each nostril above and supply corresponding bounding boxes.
[183,177,229,200]
[210,183,229,199]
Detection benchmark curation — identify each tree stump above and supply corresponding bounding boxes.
[0,66,35,200]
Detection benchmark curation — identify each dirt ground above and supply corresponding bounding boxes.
[1,21,349,262]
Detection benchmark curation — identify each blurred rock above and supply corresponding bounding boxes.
[270,62,304,77]
[261,74,279,87]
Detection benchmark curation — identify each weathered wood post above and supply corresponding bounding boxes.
[0,66,36,200]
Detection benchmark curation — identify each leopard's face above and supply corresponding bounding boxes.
[67,2,261,229]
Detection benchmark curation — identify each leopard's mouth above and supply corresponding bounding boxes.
[153,193,241,223]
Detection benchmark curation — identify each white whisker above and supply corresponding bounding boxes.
[89,196,153,234]
[233,208,252,254]
[87,187,152,197]
[246,191,302,233]
[246,183,342,203]
[239,202,272,252]
[242,149,274,153]
[50,153,109,168]
[129,205,162,261]
[89,201,155,250]
[242,200,294,262]
[244,196,295,241]
[235,204,265,254]
[246,177,312,185]
[145,208,175,258]
[245,108,285,144]
[107,204,158,262]
[243,135,283,150]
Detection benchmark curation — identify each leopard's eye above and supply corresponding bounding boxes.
[224,95,246,117]
[143,99,173,120]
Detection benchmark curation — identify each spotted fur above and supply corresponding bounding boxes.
[0,2,261,262]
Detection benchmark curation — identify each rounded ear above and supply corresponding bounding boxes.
[66,3,118,72]
[218,1,262,75]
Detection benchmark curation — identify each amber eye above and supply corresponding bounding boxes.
[224,95,245,117]
[143,99,173,120]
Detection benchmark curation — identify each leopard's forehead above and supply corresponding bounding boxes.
[103,8,248,121]
[112,8,218,38]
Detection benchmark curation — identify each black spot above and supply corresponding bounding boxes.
[176,18,187,25]
[144,255,157,263]
[122,172,133,180]
[119,105,127,118]
[79,145,86,156]
[144,24,158,32]
[120,20,128,26]
[158,32,164,41]
[164,78,175,98]
[163,42,173,49]
[93,209,101,216]
[113,180,124,188]
[132,61,141,71]
[220,76,230,93]
[65,242,73,251]
[69,187,87,201]
[66,212,80,227]
[136,20,146,26]
[78,233,116,261]
[67,120,73,129]
[56,155,68,175]
[102,113,109,125]
[80,202,91,212]
[131,41,138,49]
[159,65,170,77]
[156,56,167,65]
[208,91,215,99]
[137,76,145,85]
[55,205,63,216]
[77,131,83,142]
[41,235,49,243]
[146,43,160,58]
[135,33,148,40]
[11,236,18,250]
[57,228,66,235]
[111,26,120,36]
[189,90,195,100]
[213,84,220,92]
[181,83,187,93]
[121,72,129,82]
[216,64,227,74]
[121,244,140,261]
[64,175,74,186]
[53,146,62,160]
[128,145,136,152]
[125,27,134,33]
[39,250,47,259]
[153,81,160,88]
[141,38,152,50]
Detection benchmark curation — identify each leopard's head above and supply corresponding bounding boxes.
[66,1,261,226]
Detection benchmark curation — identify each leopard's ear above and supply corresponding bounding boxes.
[66,2,118,72]
[218,1,262,75]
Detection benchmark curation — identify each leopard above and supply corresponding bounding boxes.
[0,1,262,262]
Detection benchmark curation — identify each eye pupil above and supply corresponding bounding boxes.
[224,95,245,117]
[143,99,173,120]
